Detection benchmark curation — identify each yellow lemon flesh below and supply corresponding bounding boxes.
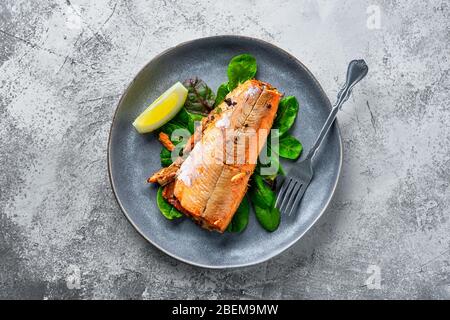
[132,82,188,134]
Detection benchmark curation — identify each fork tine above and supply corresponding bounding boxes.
[283,182,302,215]
[279,180,298,213]
[275,177,291,208]
[287,183,308,216]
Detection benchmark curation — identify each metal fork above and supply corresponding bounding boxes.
[275,59,369,216]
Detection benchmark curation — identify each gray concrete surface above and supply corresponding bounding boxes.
[0,0,449,300]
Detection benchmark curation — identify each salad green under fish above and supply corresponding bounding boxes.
[156,54,302,232]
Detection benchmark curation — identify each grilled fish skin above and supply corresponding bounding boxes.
[150,80,282,232]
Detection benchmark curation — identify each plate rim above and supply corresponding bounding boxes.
[107,35,343,269]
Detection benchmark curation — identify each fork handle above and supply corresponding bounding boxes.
[305,59,368,160]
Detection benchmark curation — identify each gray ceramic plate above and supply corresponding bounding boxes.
[108,36,342,268]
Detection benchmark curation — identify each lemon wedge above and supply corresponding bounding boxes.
[132,82,188,134]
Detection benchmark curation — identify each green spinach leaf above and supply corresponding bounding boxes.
[260,153,284,179]
[273,96,299,137]
[160,107,194,135]
[188,112,205,123]
[279,135,303,160]
[254,205,280,232]
[226,196,250,233]
[159,108,195,167]
[215,82,230,106]
[160,147,173,167]
[227,54,257,90]
[249,174,281,232]
[156,186,183,220]
[250,174,275,209]
[183,78,215,116]
[256,144,284,183]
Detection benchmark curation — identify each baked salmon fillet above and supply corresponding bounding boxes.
[149,80,282,232]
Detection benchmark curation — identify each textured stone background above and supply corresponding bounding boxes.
[0,0,449,299]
